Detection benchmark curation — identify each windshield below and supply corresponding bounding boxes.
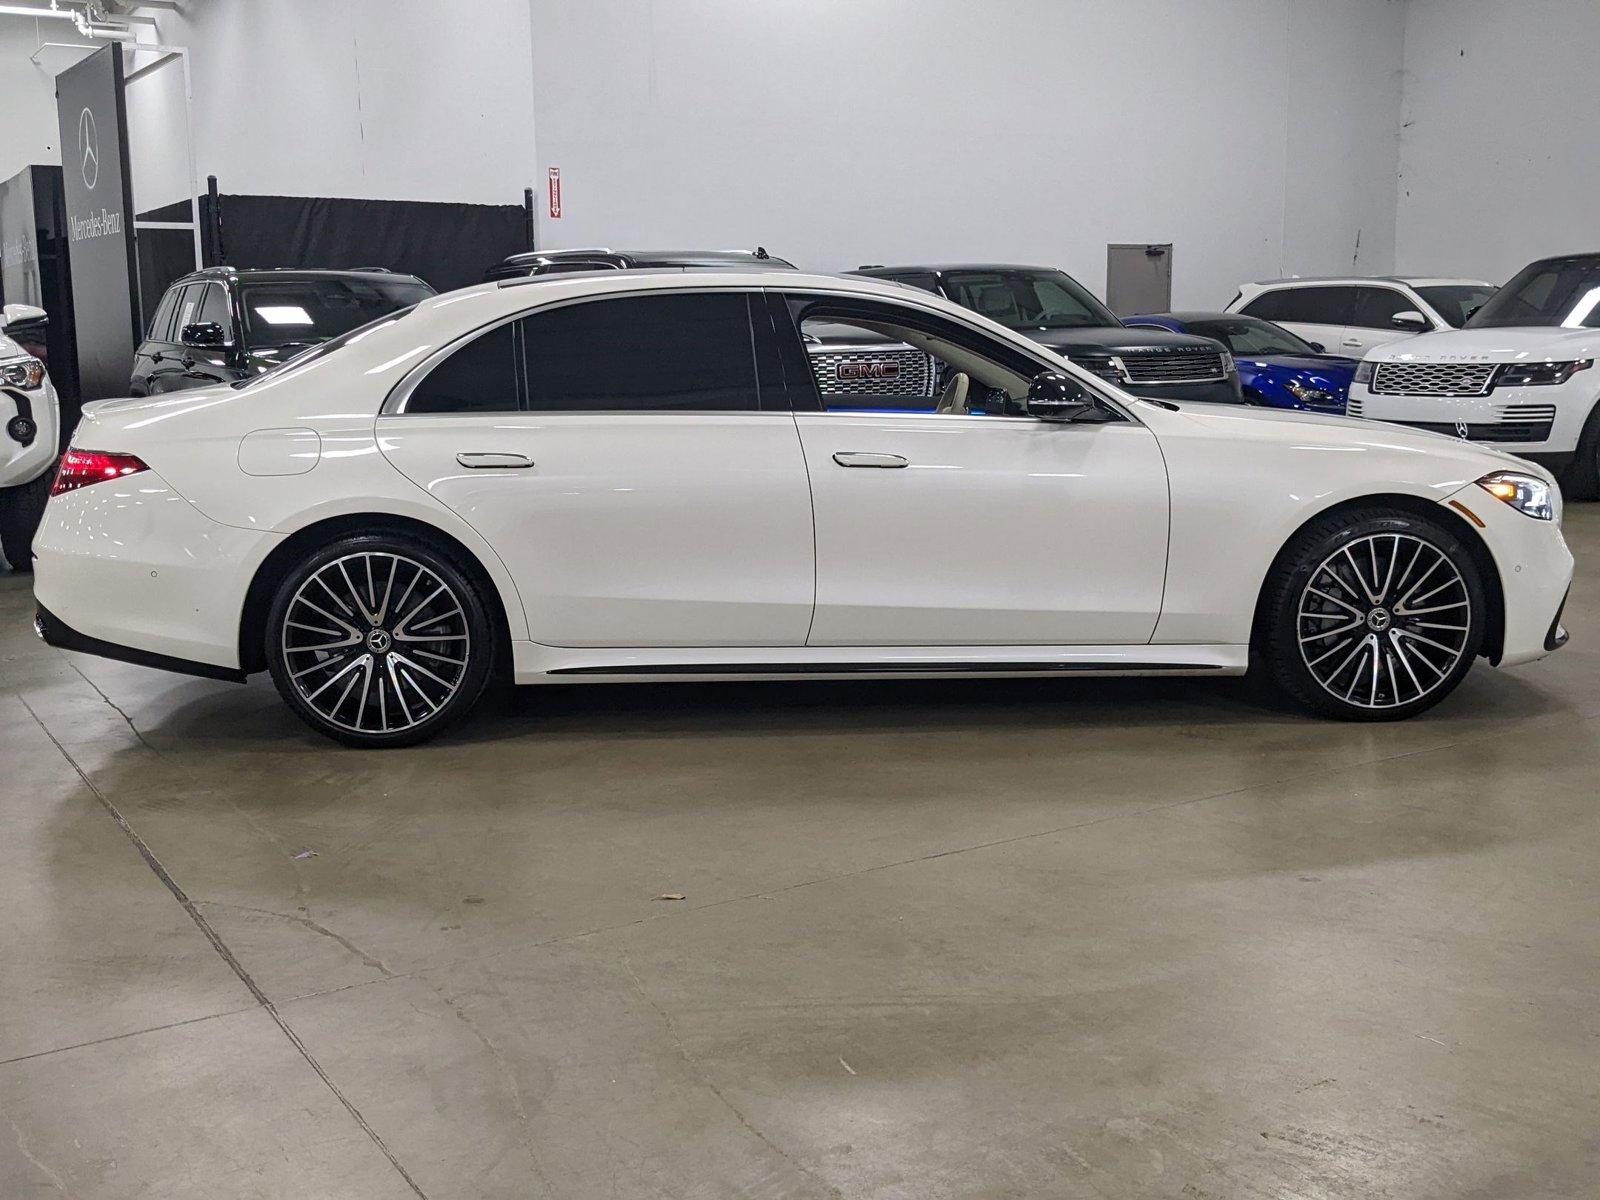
[1417,284,1496,328]
[239,276,435,350]
[1181,316,1318,357]
[1467,258,1600,329]
[232,303,420,389]
[940,269,1119,330]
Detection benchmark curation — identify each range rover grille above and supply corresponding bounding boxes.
[1117,351,1226,384]
[808,347,935,398]
[1372,361,1496,396]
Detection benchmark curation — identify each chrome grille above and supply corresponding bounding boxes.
[1372,361,1496,396]
[1500,403,1558,423]
[808,347,935,398]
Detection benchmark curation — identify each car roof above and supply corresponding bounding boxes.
[174,266,431,286]
[1238,275,1492,290]
[499,248,796,268]
[852,263,1065,274]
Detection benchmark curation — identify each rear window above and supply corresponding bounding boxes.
[231,304,420,389]
[239,276,434,350]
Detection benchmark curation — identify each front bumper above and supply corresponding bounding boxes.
[1350,374,1596,457]
[1442,482,1575,667]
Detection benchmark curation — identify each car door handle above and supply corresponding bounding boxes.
[832,451,909,469]
[456,451,534,469]
[1342,339,1362,347]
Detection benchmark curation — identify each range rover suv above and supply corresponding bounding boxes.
[130,267,435,394]
[849,264,1243,404]
[1349,252,1600,497]
[1227,276,1496,357]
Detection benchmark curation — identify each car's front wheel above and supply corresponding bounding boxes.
[266,535,494,747]
[1259,509,1485,720]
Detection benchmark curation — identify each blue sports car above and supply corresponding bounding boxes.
[1123,311,1357,413]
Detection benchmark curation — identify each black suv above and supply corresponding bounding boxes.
[849,264,1243,404]
[131,267,435,394]
[485,247,796,281]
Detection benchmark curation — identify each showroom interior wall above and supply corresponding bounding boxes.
[1394,0,1600,284]
[0,20,64,181]
[120,0,539,211]
[527,0,1407,307]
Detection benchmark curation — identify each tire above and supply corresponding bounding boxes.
[266,535,495,747]
[1561,402,1600,501]
[0,470,54,573]
[1257,508,1486,721]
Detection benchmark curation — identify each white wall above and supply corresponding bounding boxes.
[0,18,67,181]
[124,0,539,210]
[528,0,1406,307]
[1395,0,1600,284]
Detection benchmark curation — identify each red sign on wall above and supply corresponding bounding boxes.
[547,167,562,219]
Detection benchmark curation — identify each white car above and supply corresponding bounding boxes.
[31,271,1573,746]
[0,303,60,571]
[1348,253,1600,499]
[1227,276,1496,358]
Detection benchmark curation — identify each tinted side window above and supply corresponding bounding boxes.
[884,272,939,293]
[1351,287,1416,329]
[1244,286,1354,325]
[523,293,758,412]
[146,286,181,342]
[408,322,519,413]
[196,284,233,338]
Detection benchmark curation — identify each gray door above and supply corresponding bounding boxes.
[1105,243,1173,316]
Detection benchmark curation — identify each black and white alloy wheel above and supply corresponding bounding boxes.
[267,536,493,746]
[1261,510,1485,720]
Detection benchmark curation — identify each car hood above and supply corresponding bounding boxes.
[1367,325,1600,363]
[1023,326,1222,355]
[1240,354,1357,382]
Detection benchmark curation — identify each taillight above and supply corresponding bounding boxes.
[51,449,149,497]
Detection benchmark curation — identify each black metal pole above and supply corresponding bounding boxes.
[206,174,225,265]
[523,186,535,251]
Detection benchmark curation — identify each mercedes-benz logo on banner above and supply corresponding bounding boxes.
[78,106,99,190]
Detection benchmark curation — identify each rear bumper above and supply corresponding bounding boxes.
[31,468,281,672]
[35,603,245,682]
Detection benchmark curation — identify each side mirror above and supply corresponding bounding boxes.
[181,321,227,347]
[1026,371,1108,422]
[1308,341,1326,353]
[2,302,47,333]
[1390,309,1429,331]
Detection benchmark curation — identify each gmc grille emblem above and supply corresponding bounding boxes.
[837,360,900,381]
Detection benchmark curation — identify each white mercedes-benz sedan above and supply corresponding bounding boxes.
[31,271,1574,746]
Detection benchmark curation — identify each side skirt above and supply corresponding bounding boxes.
[511,642,1249,684]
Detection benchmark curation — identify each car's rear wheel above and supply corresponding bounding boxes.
[0,470,53,572]
[266,535,494,747]
[1259,509,1485,720]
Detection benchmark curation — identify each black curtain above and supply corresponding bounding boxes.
[140,193,527,293]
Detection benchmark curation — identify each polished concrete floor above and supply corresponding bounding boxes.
[2,510,1598,1199]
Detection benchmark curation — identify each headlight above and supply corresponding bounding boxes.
[0,356,44,390]
[1478,470,1557,521]
[1495,359,1591,386]
[1219,350,1236,375]
[1352,359,1374,385]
